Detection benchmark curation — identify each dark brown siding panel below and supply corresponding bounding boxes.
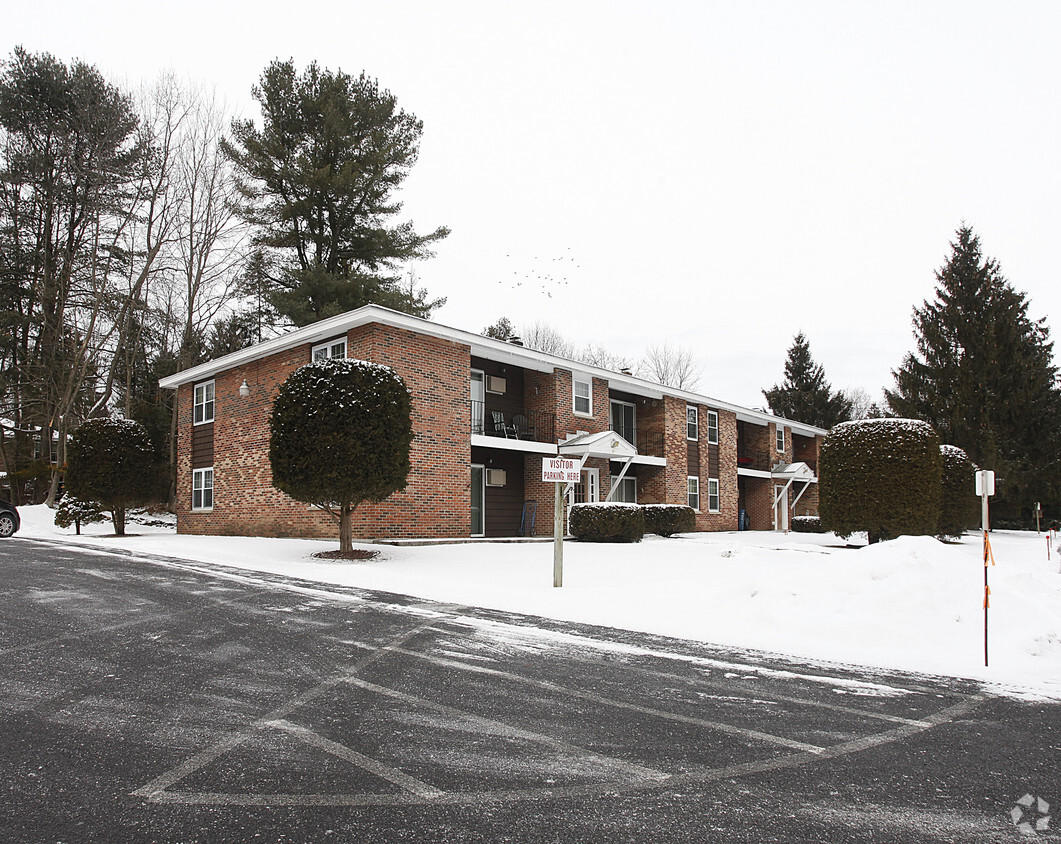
[709,444,719,478]
[687,441,700,476]
[473,447,527,537]
[192,422,214,468]
[472,356,527,418]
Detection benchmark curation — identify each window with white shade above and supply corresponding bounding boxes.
[708,478,720,513]
[192,467,214,511]
[573,374,592,416]
[193,381,214,425]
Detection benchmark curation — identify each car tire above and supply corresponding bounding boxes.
[0,514,16,538]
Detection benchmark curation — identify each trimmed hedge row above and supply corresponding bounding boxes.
[791,515,825,534]
[643,504,696,537]
[569,503,696,542]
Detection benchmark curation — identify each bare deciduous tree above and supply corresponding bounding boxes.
[637,342,703,391]
[519,321,577,359]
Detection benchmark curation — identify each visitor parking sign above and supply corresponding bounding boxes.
[542,457,580,484]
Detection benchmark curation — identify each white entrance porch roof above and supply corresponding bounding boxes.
[770,461,817,482]
[557,430,638,460]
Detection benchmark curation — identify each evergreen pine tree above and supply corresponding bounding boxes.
[223,60,449,326]
[763,332,851,428]
[886,225,1061,518]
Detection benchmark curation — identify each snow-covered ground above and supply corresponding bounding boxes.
[13,505,1061,700]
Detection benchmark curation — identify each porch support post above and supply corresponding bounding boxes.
[790,480,812,511]
[604,456,634,502]
[773,478,795,531]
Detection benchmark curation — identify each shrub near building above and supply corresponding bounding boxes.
[569,503,645,542]
[819,418,942,544]
[642,504,696,537]
[938,445,979,539]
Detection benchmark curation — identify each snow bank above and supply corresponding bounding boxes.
[13,505,1061,699]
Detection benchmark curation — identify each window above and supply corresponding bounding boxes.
[312,338,347,361]
[776,426,785,452]
[192,467,214,511]
[708,478,720,513]
[193,381,215,425]
[687,405,698,440]
[610,476,637,503]
[610,400,636,444]
[687,476,700,510]
[707,410,719,445]
[573,374,592,416]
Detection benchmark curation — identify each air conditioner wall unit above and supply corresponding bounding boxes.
[486,468,507,487]
[486,375,507,394]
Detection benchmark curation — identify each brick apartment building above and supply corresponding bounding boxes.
[159,305,827,540]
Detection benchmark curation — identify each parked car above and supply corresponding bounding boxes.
[0,500,20,537]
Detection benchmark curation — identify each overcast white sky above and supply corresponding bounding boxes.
[8,1,1060,408]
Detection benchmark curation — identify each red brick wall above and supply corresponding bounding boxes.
[176,325,471,541]
[176,344,336,538]
[690,408,738,531]
[741,477,776,530]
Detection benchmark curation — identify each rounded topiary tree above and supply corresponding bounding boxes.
[818,418,942,544]
[938,445,979,540]
[269,357,413,553]
[65,417,159,536]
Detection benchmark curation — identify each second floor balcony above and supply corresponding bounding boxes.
[471,401,555,445]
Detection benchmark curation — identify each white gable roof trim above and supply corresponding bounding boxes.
[158,304,827,437]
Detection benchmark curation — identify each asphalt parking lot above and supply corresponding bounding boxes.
[0,538,1057,842]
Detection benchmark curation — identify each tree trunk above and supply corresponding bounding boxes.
[339,502,353,553]
[113,506,126,537]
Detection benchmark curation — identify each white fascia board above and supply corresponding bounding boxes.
[734,408,828,438]
[470,435,557,455]
[155,304,825,439]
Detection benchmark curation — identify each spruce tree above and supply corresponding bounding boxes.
[223,60,449,326]
[886,226,1061,519]
[763,332,851,428]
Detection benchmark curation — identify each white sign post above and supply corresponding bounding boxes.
[542,458,581,587]
[975,470,995,666]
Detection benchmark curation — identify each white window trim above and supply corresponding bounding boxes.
[687,476,700,511]
[707,410,719,445]
[312,338,347,361]
[192,467,214,511]
[193,380,215,425]
[776,426,785,452]
[708,477,720,513]
[573,374,593,417]
[686,405,699,441]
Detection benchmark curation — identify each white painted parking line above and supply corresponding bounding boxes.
[265,719,444,799]
[133,619,435,801]
[549,658,936,728]
[343,676,672,784]
[388,645,826,754]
